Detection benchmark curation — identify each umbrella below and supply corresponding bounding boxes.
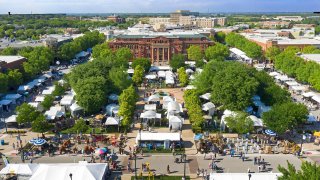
[265,129,276,136]
[95,148,107,155]
[33,138,47,146]
[29,138,37,144]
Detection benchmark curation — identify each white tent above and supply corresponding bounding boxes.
[285,81,299,87]
[28,102,44,112]
[167,101,182,114]
[140,110,161,119]
[5,115,17,123]
[105,117,121,125]
[127,69,134,74]
[274,75,291,82]
[108,94,119,101]
[60,95,74,106]
[269,71,281,77]
[70,103,83,117]
[144,104,157,111]
[105,104,119,116]
[0,164,39,176]
[185,85,195,90]
[145,74,157,80]
[249,115,264,127]
[35,95,45,102]
[291,85,307,93]
[312,95,320,104]
[202,102,215,116]
[186,68,194,74]
[189,75,195,80]
[302,91,316,98]
[220,110,237,131]
[18,85,31,92]
[136,132,180,144]
[29,163,107,180]
[147,94,160,102]
[45,106,65,120]
[163,96,174,102]
[200,93,211,101]
[157,71,166,78]
[169,116,184,130]
[42,86,55,95]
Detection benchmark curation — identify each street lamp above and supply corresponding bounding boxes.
[139,128,142,147]
[134,152,137,180]
[182,154,187,180]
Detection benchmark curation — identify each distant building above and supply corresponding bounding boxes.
[43,34,83,48]
[259,21,291,29]
[275,16,304,21]
[149,17,171,25]
[170,10,199,24]
[107,15,125,23]
[109,30,213,65]
[0,56,26,72]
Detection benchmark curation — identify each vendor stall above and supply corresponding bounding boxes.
[135,132,181,149]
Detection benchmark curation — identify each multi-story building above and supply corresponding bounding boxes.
[275,16,304,22]
[259,21,291,29]
[170,10,199,24]
[149,18,171,25]
[107,15,125,23]
[108,31,213,65]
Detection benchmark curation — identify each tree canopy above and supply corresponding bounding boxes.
[16,103,40,124]
[262,102,308,134]
[177,67,189,87]
[183,90,204,132]
[32,115,53,134]
[118,85,138,130]
[169,53,185,71]
[265,46,281,62]
[187,45,203,61]
[132,65,144,86]
[131,58,151,72]
[205,43,229,61]
[225,112,254,134]
[278,161,320,180]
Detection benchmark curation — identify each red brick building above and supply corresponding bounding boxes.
[109,33,213,65]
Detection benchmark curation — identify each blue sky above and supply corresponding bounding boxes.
[0,0,319,14]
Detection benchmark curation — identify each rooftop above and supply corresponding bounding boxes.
[300,54,320,64]
[0,56,25,63]
[115,30,209,39]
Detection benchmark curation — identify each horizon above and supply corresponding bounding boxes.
[0,0,319,14]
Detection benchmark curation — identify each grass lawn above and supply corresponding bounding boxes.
[131,176,190,180]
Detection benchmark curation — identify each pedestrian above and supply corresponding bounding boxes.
[254,157,256,165]
[129,146,132,152]
[204,170,207,179]
[167,165,170,174]
[201,169,205,179]
[258,158,260,165]
[214,153,217,159]
[127,162,131,172]
[247,168,250,173]
[197,168,200,177]
[262,158,265,163]
[204,153,206,160]
[12,143,15,150]
[258,165,261,172]
[242,156,245,162]
[30,157,33,164]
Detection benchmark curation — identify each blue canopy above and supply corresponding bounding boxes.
[265,129,276,136]
[194,134,203,141]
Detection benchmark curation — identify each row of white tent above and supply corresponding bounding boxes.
[230,47,253,63]
[270,71,308,95]
[17,72,53,93]
[0,162,108,180]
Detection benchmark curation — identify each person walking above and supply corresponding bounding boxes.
[167,165,170,174]
[254,157,257,165]
[12,143,15,150]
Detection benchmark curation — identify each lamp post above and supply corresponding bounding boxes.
[134,152,137,180]
[139,128,142,147]
[182,153,187,180]
[1,114,7,133]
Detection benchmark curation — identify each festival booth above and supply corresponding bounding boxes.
[45,106,65,121]
[290,85,307,95]
[136,132,181,149]
[269,71,281,77]
[108,94,119,103]
[274,75,291,83]
[0,99,12,112]
[157,71,166,79]
[144,104,157,111]
[185,68,194,75]
[165,71,175,87]
[220,110,237,132]
[29,163,108,180]
[28,102,44,112]
[5,115,18,127]
[0,164,39,179]
[140,110,162,126]
[202,102,215,116]
[4,94,23,105]
[127,68,134,76]
[60,95,74,108]
[70,103,84,117]
[307,114,317,124]
[168,116,184,131]
[105,104,119,116]
[185,85,195,90]
[17,85,32,94]
[41,86,55,95]
[147,94,160,105]
[105,117,121,131]
[200,93,211,101]
[166,101,183,118]
[75,51,90,60]
[162,96,175,109]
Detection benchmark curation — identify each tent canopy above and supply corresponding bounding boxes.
[5,115,17,123]
[5,94,22,100]
[70,103,83,112]
[105,104,119,116]
[136,132,180,143]
[200,93,211,101]
[308,114,317,122]
[0,164,39,176]
[144,104,157,111]
[169,116,184,130]
[147,94,160,102]
[157,71,166,78]
[108,94,119,101]
[163,96,174,102]
[140,110,161,119]
[312,95,320,103]
[269,72,281,77]
[202,102,215,111]
[60,95,74,106]
[45,106,65,120]
[167,101,182,113]
[185,85,195,90]
[249,115,264,127]
[0,99,12,105]
[29,163,107,180]
[302,91,316,98]
[145,74,157,80]
[42,86,55,95]
[105,117,120,125]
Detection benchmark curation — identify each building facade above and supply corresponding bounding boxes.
[170,10,199,24]
[107,15,125,23]
[0,56,27,72]
[109,33,213,65]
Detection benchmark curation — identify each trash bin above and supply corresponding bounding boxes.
[0,139,4,145]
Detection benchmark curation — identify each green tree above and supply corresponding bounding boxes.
[187,45,203,61]
[225,112,254,134]
[118,85,138,130]
[7,69,23,89]
[52,82,67,97]
[32,114,53,135]
[302,46,320,54]
[116,47,132,61]
[132,65,144,86]
[214,32,226,43]
[177,67,189,87]
[0,47,17,55]
[131,58,151,72]
[109,67,132,92]
[92,42,112,59]
[278,161,320,180]
[75,76,107,114]
[262,102,308,134]
[16,103,40,124]
[41,95,55,111]
[72,118,89,133]
[205,43,229,61]
[169,53,185,71]
[266,46,281,62]
[0,73,9,93]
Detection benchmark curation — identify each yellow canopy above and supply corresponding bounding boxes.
[95,114,104,120]
[314,132,320,137]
